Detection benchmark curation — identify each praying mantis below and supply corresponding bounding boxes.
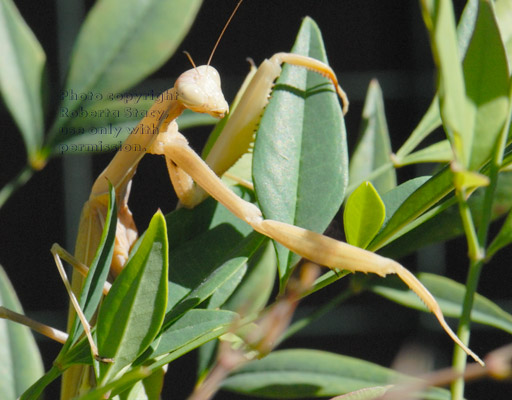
[61,0,482,363]
[0,1,486,398]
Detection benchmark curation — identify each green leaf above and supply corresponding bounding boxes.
[380,172,512,258]
[464,0,510,170]
[197,240,277,378]
[72,183,117,339]
[0,0,45,168]
[84,309,239,400]
[164,231,266,325]
[457,0,480,54]
[149,309,237,358]
[18,365,61,400]
[398,140,452,165]
[97,211,168,383]
[349,80,396,194]
[57,335,93,368]
[344,182,385,249]
[495,0,512,68]
[421,0,473,167]
[369,168,452,251]
[52,184,117,376]
[166,186,254,251]
[419,0,510,171]
[117,367,165,400]
[395,0,478,161]
[253,17,347,286]
[74,367,151,400]
[0,266,44,399]
[165,188,256,314]
[221,349,450,400]
[48,0,202,144]
[369,272,512,335]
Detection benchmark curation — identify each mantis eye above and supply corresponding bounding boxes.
[177,81,208,107]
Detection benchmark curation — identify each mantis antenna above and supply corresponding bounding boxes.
[207,0,244,66]
[183,50,198,70]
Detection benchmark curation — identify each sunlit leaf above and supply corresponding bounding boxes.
[253,17,347,287]
[344,182,385,249]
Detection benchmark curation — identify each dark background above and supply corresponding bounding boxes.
[1,0,511,399]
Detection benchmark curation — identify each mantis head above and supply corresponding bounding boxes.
[175,65,229,119]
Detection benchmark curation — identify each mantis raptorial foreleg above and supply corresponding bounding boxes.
[144,53,482,366]
[175,53,349,208]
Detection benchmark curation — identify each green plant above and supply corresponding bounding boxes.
[1,0,512,399]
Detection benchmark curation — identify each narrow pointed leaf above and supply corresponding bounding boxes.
[253,17,347,286]
[349,80,395,194]
[495,0,512,67]
[18,365,61,400]
[369,272,512,334]
[164,232,266,325]
[49,0,202,144]
[149,309,237,358]
[0,266,44,399]
[0,0,45,167]
[396,0,478,161]
[97,211,168,383]
[222,349,450,400]
[74,367,151,400]
[398,140,452,166]
[380,172,512,258]
[421,0,473,166]
[464,0,510,170]
[344,182,385,249]
[71,183,117,339]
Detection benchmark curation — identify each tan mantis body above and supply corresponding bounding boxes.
[62,49,483,370]
[0,48,482,400]
[0,4,483,399]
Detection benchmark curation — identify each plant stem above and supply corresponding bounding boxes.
[0,165,34,209]
[450,258,484,399]
[451,163,500,399]
[450,186,482,399]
